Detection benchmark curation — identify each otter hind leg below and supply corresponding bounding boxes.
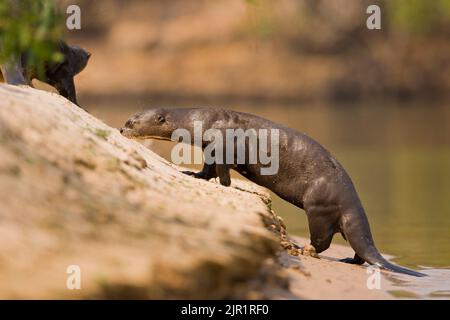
[340,254,365,265]
[338,231,366,264]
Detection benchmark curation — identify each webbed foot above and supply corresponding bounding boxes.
[340,254,365,265]
[182,170,207,180]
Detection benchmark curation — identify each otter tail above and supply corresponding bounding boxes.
[357,244,426,277]
[342,211,426,277]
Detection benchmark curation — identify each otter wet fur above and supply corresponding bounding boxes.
[0,40,90,107]
[121,107,426,277]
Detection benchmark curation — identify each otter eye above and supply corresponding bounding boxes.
[156,115,165,123]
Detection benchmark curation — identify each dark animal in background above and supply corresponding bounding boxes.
[0,40,90,107]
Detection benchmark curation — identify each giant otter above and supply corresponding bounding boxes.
[120,107,425,277]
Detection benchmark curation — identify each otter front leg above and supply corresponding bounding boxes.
[215,164,231,186]
[182,163,217,181]
[53,76,78,105]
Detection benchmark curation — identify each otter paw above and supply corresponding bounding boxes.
[182,170,204,179]
[339,256,365,265]
[301,244,319,258]
[340,257,356,264]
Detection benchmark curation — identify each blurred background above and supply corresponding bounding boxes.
[3,0,450,269]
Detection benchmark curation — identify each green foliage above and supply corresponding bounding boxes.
[385,0,450,34]
[244,0,279,40]
[243,0,450,38]
[0,0,63,76]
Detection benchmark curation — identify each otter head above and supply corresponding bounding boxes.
[59,41,91,76]
[120,108,175,141]
[45,41,91,80]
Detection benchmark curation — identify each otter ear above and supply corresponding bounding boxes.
[157,115,166,123]
[58,40,70,55]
